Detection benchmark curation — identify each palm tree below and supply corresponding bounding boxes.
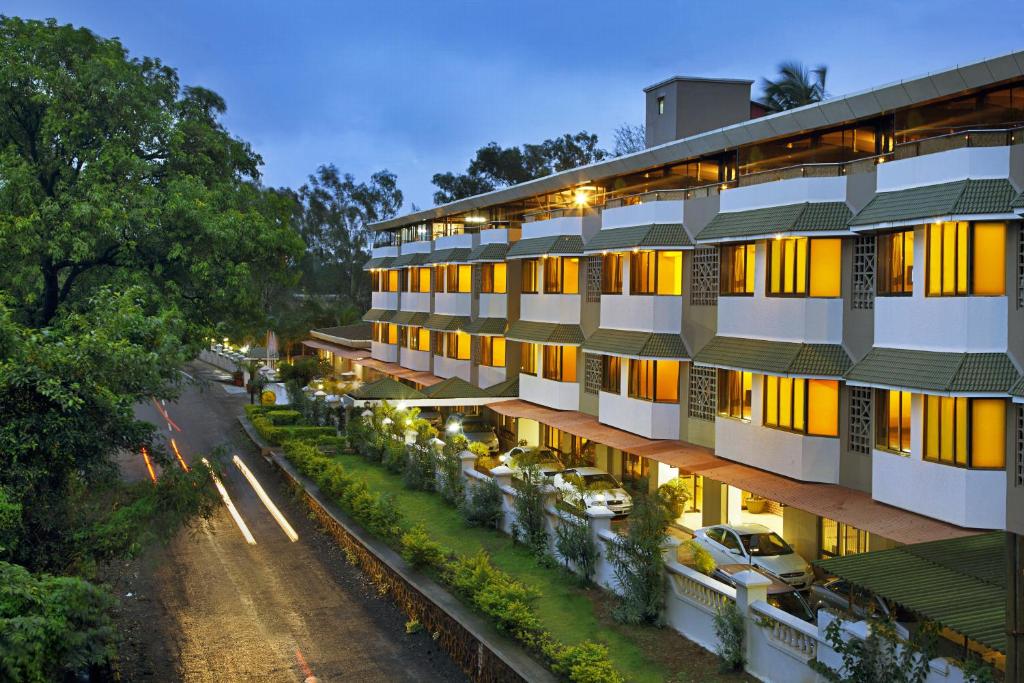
[759,61,828,113]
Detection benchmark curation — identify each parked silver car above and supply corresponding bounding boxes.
[711,564,815,623]
[499,446,563,482]
[692,523,813,590]
[444,413,499,452]
[809,577,914,637]
[553,467,633,517]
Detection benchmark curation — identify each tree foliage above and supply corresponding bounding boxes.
[432,132,608,204]
[759,60,829,112]
[612,123,646,156]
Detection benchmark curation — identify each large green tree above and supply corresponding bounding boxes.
[759,61,829,113]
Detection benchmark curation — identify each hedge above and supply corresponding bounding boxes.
[265,409,301,425]
[251,416,335,446]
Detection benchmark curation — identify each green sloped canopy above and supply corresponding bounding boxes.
[485,376,519,398]
[583,223,693,253]
[363,256,395,270]
[467,242,510,262]
[420,376,492,399]
[817,532,1006,652]
[845,347,1019,394]
[506,234,584,259]
[425,247,471,265]
[849,179,1017,229]
[693,336,851,378]
[464,317,507,335]
[391,311,430,326]
[362,308,396,322]
[1012,376,1024,400]
[1012,190,1024,211]
[422,314,470,331]
[313,323,372,341]
[348,377,426,401]
[505,320,585,345]
[696,202,851,242]
[583,328,689,359]
[390,252,429,268]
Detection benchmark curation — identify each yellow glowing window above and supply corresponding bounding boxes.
[926,221,1005,296]
[386,323,398,345]
[521,259,539,293]
[808,239,841,297]
[629,250,683,295]
[481,336,506,367]
[925,396,1005,468]
[457,264,472,293]
[767,237,841,297]
[543,257,579,294]
[386,270,399,292]
[434,265,446,293]
[406,267,430,292]
[720,243,755,295]
[602,253,623,294]
[443,331,470,360]
[764,376,837,436]
[627,359,679,403]
[481,263,507,294]
[972,222,1005,295]
[601,355,621,393]
[520,342,537,375]
[718,369,752,419]
[877,230,914,295]
[971,398,1006,468]
[806,379,838,436]
[875,389,911,453]
[543,345,577,382]
[657,251,683,295]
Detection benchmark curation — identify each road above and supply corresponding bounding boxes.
[118,361,466,683]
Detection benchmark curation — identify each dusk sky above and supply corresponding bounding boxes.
[8,0,1023,210]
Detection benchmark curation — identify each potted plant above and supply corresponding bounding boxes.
[657,478,691,519]
[746,494,768,514]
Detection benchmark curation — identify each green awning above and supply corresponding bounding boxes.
[816,532,1006,652]
[391,311,430,326]
[363,256,395,270]
[420,376,492,399]
[390,252,429,268]
[425,247,471,265]
[464,317,507,335]
[362,308,396,322]
[583,223,693,253]
[506,320,585,345]
[348,377,426,401]
[422,314,470,332]
[849,179,1017,229]
[844,347,1019,394]
[696,202,851,242]
[467,242,510,262]
[694,336,851,378]
[506,234,584,259]
[485,376,519,398]
[1012,376,1024,402]
[583,328,689,359]
[1012,190,1024,211]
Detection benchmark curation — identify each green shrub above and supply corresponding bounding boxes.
[467,441,490,458]
[403,443,436,491]
[460,478,503,529]
[274,425,335,443]
[546,641,624,683]
[437,434,467,505]
[713,601,745,672]
[265,409,301,425]
[685,539,716,576]
[656,477,690,519]
[607,495,670,625]
[250,415,278,443]
[554,515,597,584]
[444,551,541,639]
[511,464,548,556]
[315,436,347,454]
[383,438,407,474]
[244,404,278,419]
[400,524,446,569]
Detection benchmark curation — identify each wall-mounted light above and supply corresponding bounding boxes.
[573,185,597,206]
[464,215,487,224]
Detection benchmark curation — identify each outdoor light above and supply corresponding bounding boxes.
[464,215,487,224]
[397,401,408,411]
[382,417,393,425]
[573,186,593,206]
[405,419,413,427]
[447,422,461,433]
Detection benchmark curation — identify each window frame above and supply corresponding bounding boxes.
[717,369,752,420]
[925,221,1006,297]
[766,237,842,299]
[480,263,507,294]
[442,331,470,360]
[719,243,756,296]
[876,230,914,296]
[629,250,684,296]
[627,359,680,403]
[480,336,506,367]
[543,256,580,294]
[874,389,911,454]
[923,395,1006,470]
[542,345,577,382]
[601,253,624,295]
[763,376,839,437]
[601,355,622,393]
[521,259,540,294]
[520,342,538,376]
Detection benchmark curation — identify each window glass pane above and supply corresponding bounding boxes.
[563,346,577,382]
[955,396,968,465]
[520,342,536,375]
[972,222,1005,295]
[387,324,398,344]
[971,399,1006,468]
[793,378,806,431]
[942,222,956,295]
[602,254,623,294]
[925,395,939,459]
[779,378,793,428]
[900,391,911,452]
[956,222,969,295]
[742,371,752,419]
[521,259,538,293]
[940,396,955,462]
[493,263,507,294]
[602,355,621,393]
[770,241,782,293]
[419,328,431,351]
[491,337,506,366]
[809,239,841,297]
[744,244,756,293]
[807,379,838,436]
[630,251,655,294]
[563,257,579,294]
[794,238,807,294]
[765,375,779,426]
[457,265,471,293]
[656,251,683,295]
[783,240,796,293]
[927,224,941,295]
[655,361,679,402]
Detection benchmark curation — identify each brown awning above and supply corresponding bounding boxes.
[351,356,444,387]
[486,399,977,546]
[302,339,370,360]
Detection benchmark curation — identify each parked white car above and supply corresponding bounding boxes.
[553,467,633,517]
[499,446,563,482]
[692,523,813,590]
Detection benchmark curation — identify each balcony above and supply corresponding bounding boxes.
[599,391,679,439]
[434,292,471,317]
[872,448,1005,529]
[399,347,430,372]
[371,341,398,363]
[521,210,587,239]
[521,293,581,324]
[600,294,682,333]
[718,296,843,344]
[601,198,684,229]
[875,144,1011,193]
[478,364,506,389]
[400,292,431,313]
[719,174,847,214]
[433,355,471,382]
[520,373,578,411]
[434,233,474,250]
[479,293,507,319]
[371,244,398,258]
[371,291,399,310]
[715,418,840,483]
[875,295,1008,352]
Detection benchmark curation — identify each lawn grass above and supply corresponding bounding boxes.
[332,453,751,683]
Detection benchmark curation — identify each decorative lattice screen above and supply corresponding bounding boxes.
[470,336,482,364]
[583,353,602,394]
[1017,405,1024,486]
[1017,226,1024,309]
[586,255,602,303]
[690,247,719,307]
[849,387,873,455]
[852,236,875,310]
[687,365,717,421]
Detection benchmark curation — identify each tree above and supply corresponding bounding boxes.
[607,495,671,624]
[612,123,646,155]
[759,61,829,113]
[432,132,608,204]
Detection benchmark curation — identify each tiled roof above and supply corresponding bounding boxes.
[391,311,430,326]
[390,252,429,268]
[693,336,851,378]
[420,376,492,399]
[485,376,519,398]
[422,314,470,332]
[467,242,510,262]
[1012,191,1024,210]
[583,328,689,359]
[506,234,584,259]
[363,256,394,270]
[425,247,471,265]
[349,377,426,400]
[583,223,693,253]
[844,347,1019,394]
[506,320,585,345]
[849,179,1017,228]
[313,323,372,341]
[696,202,851,242]
[817,532,1005,652]
[362,308,396,322]
[463,317,507,335]
[1012,376,1024,399]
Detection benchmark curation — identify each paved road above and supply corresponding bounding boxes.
[123,361,466,683]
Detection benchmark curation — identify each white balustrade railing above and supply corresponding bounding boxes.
[751,600,818,661]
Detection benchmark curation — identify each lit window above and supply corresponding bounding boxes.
[924,396,1005,468]
[602,253,623,294]
[371,271,382,292]
[657,95,665,115]
[520,342,537,375]
[764,376,838,436]
[875,389,911,453]
[443,331,470,360]
[628,359,680,403]
[720,243,755,295]
[481,263,507,294]
[877,230,913,295]
[442,264,471,293]
[405,267,430,293]
[480,336,506,367]
[543,257,580,294]
[629,250,683,295]
[386,269,399,292]
[521,259,540,294]
[820,518,869,559]
[433,265,446,293]
[601,355,621,393]
[718,369,752,420]
[926,222,1005,296]
[542,345,577,382]
[405,326,430,351]
[385,323,398,345]
[767,237,841,297]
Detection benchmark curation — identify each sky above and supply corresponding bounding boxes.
[6,0,1023,210]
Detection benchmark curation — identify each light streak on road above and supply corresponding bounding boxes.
[295,648,319,683]
[170,438,190,472]
[233,455,299,542]
[201,457,256,545]
[140,447,158,483]
[151,397,182,433]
